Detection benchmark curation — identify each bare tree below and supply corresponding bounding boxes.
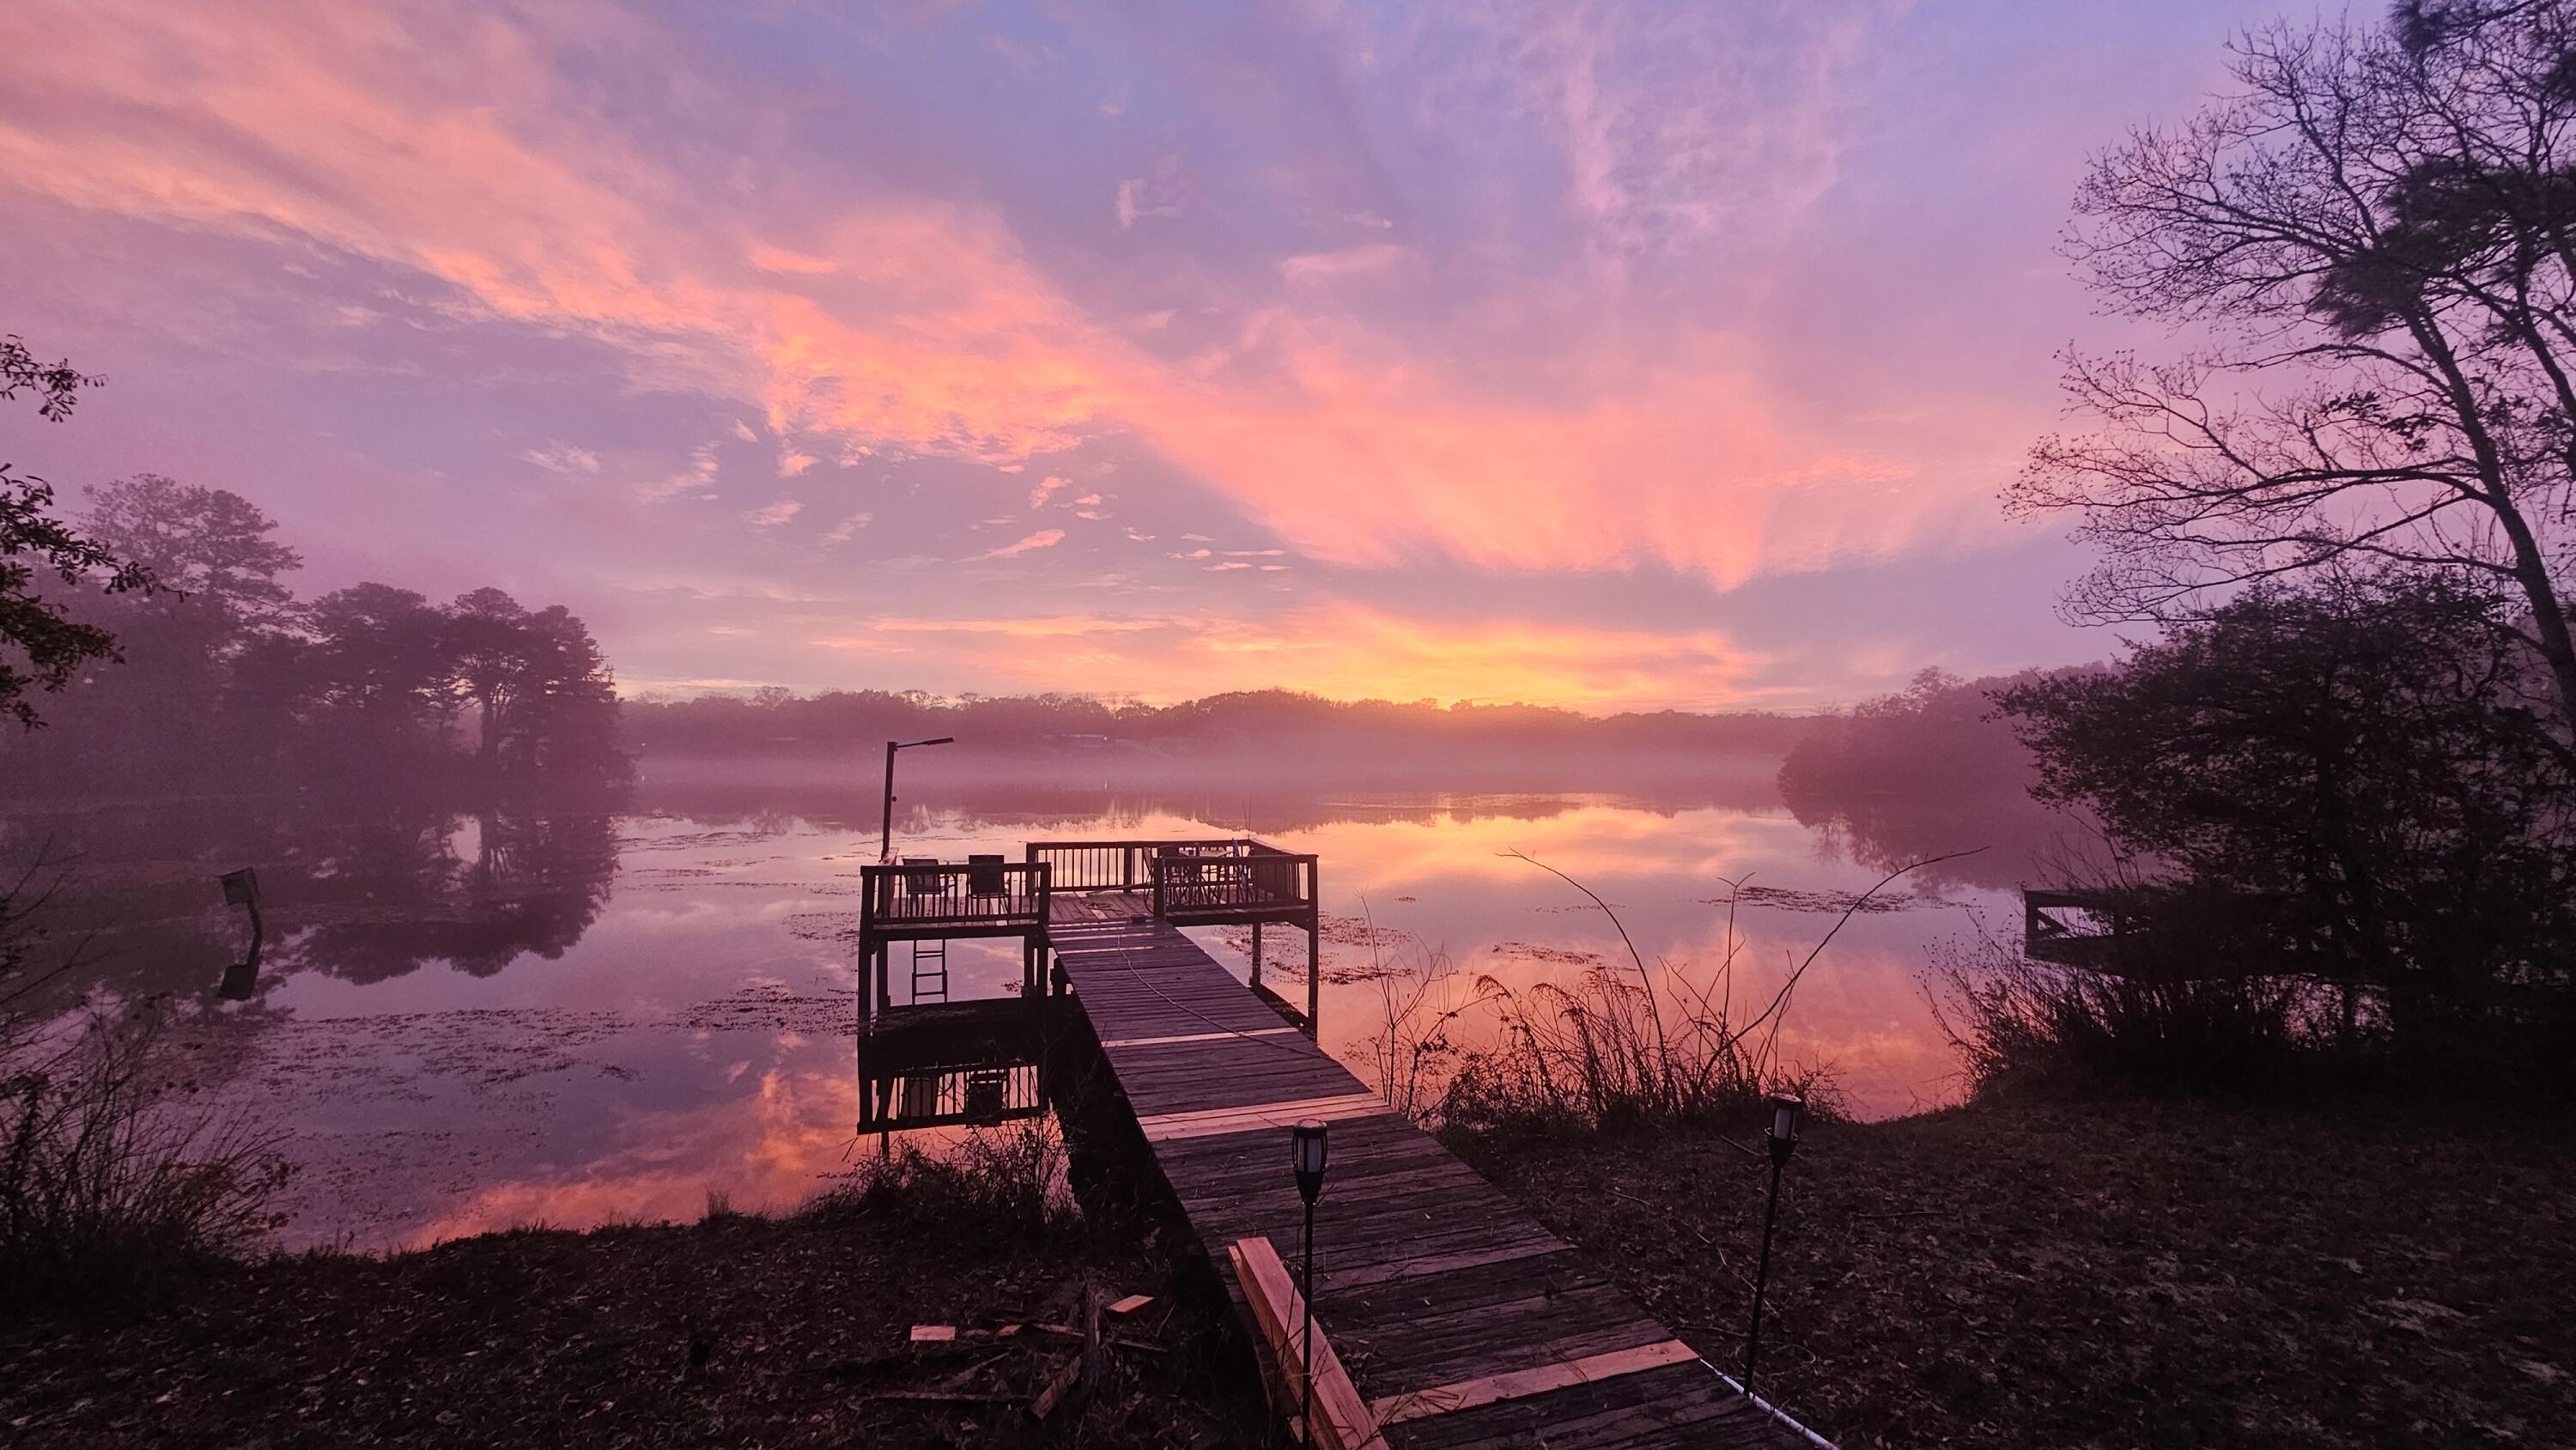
[2009,2,2576,737]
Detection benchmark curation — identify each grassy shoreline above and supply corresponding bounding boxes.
[1454,1095,2576,1449]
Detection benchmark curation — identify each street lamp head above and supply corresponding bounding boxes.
[902,737,956,749]
[1291,1118,1329,1204]
[219,868,261,908]
[1766,1093,1805,1166]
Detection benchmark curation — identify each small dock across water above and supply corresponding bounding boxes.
[858,839,1832,1449]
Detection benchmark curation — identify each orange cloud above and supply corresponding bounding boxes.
[0,0,2011,592]
[811,600,1769,711]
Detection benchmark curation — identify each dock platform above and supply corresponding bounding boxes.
[856,839,1831,1448]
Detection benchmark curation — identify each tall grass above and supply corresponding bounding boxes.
[1365,853,1959,1138]
[3,846,294,1311]
[3,1000,294,1309]
[823,1119,1075,1239]
[1344,904,1479,1121]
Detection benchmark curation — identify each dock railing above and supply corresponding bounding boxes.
[1025,839,1254,893]
[856,860,1054,1021]
[1029,836,1324,1035]
[863,859,1052,932]
[1150,846,1315,925]
[2023,888,2117,965]
[860,1059,1044,1131]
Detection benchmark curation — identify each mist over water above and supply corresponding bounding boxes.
[4,752,2066,1247]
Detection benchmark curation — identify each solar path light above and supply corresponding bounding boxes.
[1291,1119,1330,1441]
[1742,1092,1805,1395]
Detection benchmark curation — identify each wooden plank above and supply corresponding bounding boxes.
[1369,1339,1701,1425]
[1101,1026,1299,1048]
[1231,1236,1387,1450]
[1135,1090,1390,1143]
[1047,896,1829,1450]
[1388,1361,1780,1450]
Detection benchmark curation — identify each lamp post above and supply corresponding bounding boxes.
[1742,1092,1804,1396]
[878,737,955,861]
[1291,1119,1330,1442]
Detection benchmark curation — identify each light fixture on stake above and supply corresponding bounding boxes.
[1290,1119,1330,1442]
[1742,1092,1804,1396]
[877,737,955,862]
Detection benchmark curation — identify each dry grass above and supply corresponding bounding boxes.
[1459,1096,2576,1449]
[1364,853,1953,1136]
[3,1003,295,1310]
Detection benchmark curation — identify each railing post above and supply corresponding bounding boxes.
[1151,852,1165,919]
[1305,858,1320,1039]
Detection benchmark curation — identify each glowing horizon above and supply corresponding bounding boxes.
[1,0,2287,711]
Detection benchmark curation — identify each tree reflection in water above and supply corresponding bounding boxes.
[1,787,626,1009]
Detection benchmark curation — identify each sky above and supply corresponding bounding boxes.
[1,0,2295,712]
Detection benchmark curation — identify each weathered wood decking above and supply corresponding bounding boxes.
[1050,892,1827,1450]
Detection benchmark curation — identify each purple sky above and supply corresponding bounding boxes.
[3,0,2290,710]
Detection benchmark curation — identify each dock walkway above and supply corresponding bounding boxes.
[1049,892,1826,1450]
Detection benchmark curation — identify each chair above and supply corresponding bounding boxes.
[966,853,1007,897]
[900,858,950,1002]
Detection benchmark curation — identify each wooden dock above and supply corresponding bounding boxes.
[1052,895,1828,1448]
[855,838,1831,1447]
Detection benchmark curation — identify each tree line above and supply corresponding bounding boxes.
[0,462,625,797]
[623,686,1818,761]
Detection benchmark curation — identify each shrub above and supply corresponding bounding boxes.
[820,1119,1073,1239]
[2,1000,292,1311]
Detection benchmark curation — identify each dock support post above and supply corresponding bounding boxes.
[1305,858,1321,1038]
[1305,923,1320,1041]
[1252,921,1263,987]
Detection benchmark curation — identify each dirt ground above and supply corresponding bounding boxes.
[0,1194,1278,1450]
[1456,1095,2576,1449]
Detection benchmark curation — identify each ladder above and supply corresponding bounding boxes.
[909,937,949,1004]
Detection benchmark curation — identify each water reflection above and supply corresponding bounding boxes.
[0,796,621,1010]
[3,767,2069,1247]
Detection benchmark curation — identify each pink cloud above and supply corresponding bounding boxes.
[972,528,1065,561]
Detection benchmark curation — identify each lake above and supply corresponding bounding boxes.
[4,761,2056,1249]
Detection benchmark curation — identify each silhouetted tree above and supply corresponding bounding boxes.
[1998,573,2576,1061]
[82,475,301,633]
[494,605,623,781]
[64,476,302,769]
[0,336,148,728]
[445,587,529,767]
[2009,3,2576,743]
[302,584,455,758]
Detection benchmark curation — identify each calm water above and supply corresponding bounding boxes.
[7,765,2052,1248]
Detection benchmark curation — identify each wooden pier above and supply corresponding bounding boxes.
[857,838,1832,1448]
